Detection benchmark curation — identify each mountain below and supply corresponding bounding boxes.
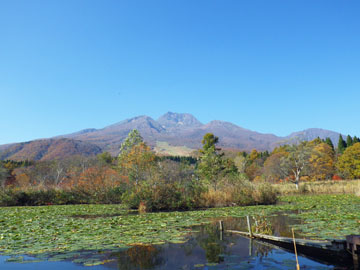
[157,112,203,129]
[61,115,165,154]
[0,112,346,159]
[0,138,102,161]
[285,128,342,144]
[155,120,280,150]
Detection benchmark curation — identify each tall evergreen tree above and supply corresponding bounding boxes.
[346,135,353,148]
[353,136,360,144]
[119,129,143,155]
[337,135,347,154]
[325,137,334,151]
[197,133,236,190]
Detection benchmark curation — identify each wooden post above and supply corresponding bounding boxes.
[292,228,300,270]
[346,235,360,269]
[219,220,224,241]
[249,238,253,256]
[219,220,224,232]
[247,216,253,238]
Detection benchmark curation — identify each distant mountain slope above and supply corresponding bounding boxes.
[62,115,166,154]
[0,112,346,159]
[0,138,102,161]
[285,128,342,145]
[155,120,280,151]
[62,114,282,153]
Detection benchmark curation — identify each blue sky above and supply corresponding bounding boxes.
[1,0,359,144]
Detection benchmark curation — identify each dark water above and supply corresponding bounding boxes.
[0,214,356,270]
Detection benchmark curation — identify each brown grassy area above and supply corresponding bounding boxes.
[275,179,360,196]
[200,182,278,208]
[153,141,195,156]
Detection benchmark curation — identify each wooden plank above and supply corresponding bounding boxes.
[226,230,346,252]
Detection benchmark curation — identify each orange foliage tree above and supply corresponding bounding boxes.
[64,166,120,193]
[263,151,289,182]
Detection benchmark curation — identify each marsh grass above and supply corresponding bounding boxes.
[275,179,360,196]
[200,182,278,208]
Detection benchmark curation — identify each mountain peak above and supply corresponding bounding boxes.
[107,115,165,133]
[157,112,203,129]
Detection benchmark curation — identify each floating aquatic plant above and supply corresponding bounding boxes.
[0,194,359,265]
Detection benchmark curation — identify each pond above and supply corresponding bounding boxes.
[0,216,356,269]
[1,195,359,269]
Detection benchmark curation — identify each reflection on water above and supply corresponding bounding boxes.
[114,245,164,270]
[105,221,349,269]
[0,213,355,270]
[218,212,303,238]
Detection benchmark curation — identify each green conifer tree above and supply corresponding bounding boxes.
[337,135,347,154]
[325,137,334,151]
[346,135,353,148]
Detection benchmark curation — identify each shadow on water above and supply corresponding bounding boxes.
[1,213,357,270]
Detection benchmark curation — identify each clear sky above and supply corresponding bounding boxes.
[1,0,359,145]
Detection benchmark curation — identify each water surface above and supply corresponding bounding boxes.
[1,216,354,270]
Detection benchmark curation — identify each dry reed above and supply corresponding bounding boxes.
[275,179,360,196]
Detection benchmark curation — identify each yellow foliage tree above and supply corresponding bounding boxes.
[336,143,360,179]
[308,143,335,180]
[118,142,156,185]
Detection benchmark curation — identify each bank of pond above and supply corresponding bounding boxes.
[0,194,359,269]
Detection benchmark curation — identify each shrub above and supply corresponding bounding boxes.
[0,190,18,206]
[0,188,94,206]
[251,182,278,205]
[121,178,204,212]
[102,185,127,204]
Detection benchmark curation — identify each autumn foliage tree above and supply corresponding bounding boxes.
[118,142,156,185]
[280,142,312,189]
[263,151,288,182]
[308,142,335,180]
[118,130,156,185]
[74,166,120,195]
[336,143,360,179]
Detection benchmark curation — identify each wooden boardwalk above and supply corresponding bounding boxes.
[226,229,356,267]
[226,230,347,252]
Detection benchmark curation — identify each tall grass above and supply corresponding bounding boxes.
[275,179,360,196]
[200,181,278,208]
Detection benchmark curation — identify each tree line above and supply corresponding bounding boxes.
[0,130,277,209]
[0,131,359,208]
[242,135,360,188]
